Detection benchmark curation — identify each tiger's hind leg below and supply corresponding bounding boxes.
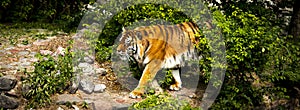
[129,59,162,98]
[169,69,182,91]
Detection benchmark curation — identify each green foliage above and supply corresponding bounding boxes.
[80,0,299,109]
[0,0,93,22]
[129,93,199,110]
[22,47,74,109]
[210,6,300,109]
[159,70,175,89]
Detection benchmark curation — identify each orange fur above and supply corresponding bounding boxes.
[116,22,200,98]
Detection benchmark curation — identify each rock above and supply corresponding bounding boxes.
[79,79,94,94]
[6,51,12,55]
[10,62,19,66]
[33,39,51,46]
[56,94,82,105]
[57,106,64,110]
[29,57,38,62]
[40,50,53,55]
[18,50,29,56]
[28,52,37,57]
[91,99,113,110]
[112,104,130,110]
[0,77,17,91]
[53,46,65,56]
[1,65,14,69]
[20,62,31,67]
[96,68,106,76]
[4,46,14,50]
[6,89,19,97]
[72,105,79,110]
[0,50,5,53]
[68,78,79,94]
[78,63,94,75]
[94,84,106,93]
[18,58,28,62]
[83,57,94,64]
[84,56,94,64]
[0,95,19,109]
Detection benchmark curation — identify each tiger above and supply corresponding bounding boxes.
[116,22,200,98]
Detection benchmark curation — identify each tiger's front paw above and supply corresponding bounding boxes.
[129,90,143,99]
[169,84,182,91]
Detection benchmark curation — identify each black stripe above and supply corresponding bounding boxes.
[169,26,174,40]
[158,25,164,37]
[186,22,197,34]
[143,40,149,57]
[191,22,199,31]
[164,26,169,43]
[177,24,185,47]
[187,39,191,53]
[134,43,138,54]
[179,23,186,31]
[173,55,176,61]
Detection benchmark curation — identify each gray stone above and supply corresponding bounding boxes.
[91,99,113,110]
[19,58,28,62]
[0,95,19,109]
[84,56,94,64]
[18,50,29,56]
[0,50,5,53]
[1,65,14,69]
[72,105,79,110]
[28,52,37,57]
[6,51,12,55]
[79,79,95,94]
[112,105,130,110]
[9,62,19,66]
[78,63,94,75]
[96,68,107,76]
[29,57,38,62]
[94,84,106,93]
[20,62,31,66]
[40,50,53,55]
[4,46,14,50]
[56,94,82,104]
[0,77,17,91]
[68,77,80,94]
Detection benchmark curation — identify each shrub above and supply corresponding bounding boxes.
[210,6,300,109]
[22,47,74,108]
[129,93,199,110]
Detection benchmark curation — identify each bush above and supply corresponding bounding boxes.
[129,93,199,110]
[0,0,93,22]
[210,6,300,109]
[22,47,74,108]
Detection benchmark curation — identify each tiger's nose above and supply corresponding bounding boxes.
[117,49,122,53]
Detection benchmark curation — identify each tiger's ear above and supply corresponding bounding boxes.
[136,31,142,40]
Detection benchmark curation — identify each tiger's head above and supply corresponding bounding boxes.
[116,27,142,60]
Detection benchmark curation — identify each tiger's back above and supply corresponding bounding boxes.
[133,22,199,68]
[116,22,200,98]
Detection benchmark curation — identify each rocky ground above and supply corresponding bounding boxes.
[0,29,202,110]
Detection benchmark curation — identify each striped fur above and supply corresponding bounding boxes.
[116,22,200,98]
